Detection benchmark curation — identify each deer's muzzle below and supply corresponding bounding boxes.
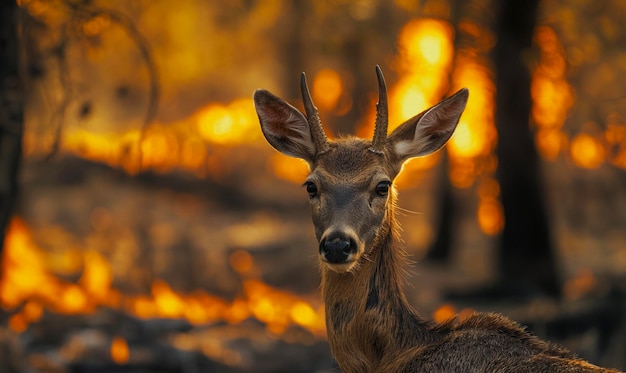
[319,231,357,265]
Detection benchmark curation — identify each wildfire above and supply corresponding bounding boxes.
[0,217,326,340]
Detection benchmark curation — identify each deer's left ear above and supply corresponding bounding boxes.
[388,88,468,161]
[254,89,316,162]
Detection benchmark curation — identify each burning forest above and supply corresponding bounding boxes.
[1,0,626,372]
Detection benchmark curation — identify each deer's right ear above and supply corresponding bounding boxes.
[254,89,316,162]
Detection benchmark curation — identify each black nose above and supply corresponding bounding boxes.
[319,232,357,264]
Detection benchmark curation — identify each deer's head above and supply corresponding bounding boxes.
[254,67,468,273]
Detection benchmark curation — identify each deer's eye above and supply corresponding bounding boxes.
[375,181,391,197]
[304,182,318,198]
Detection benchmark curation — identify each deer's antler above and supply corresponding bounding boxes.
[370,65,388,154]
[301,72,330,154]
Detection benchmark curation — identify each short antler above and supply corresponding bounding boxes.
[369,65,388,154]
[301,72,330,154]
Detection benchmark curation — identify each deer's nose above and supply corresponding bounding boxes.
[319,231,357,264]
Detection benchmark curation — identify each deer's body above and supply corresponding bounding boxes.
[254,67,620,372]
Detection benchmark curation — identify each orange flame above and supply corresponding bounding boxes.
[0,217,326,338]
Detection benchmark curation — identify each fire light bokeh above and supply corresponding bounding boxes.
[3,0,626,369]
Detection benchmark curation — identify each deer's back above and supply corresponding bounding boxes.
[381,312,619,373]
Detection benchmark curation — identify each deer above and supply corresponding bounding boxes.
[253,66,621,372]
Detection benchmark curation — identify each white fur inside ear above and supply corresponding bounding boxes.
[393,135,428,158]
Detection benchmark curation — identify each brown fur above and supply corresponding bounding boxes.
[253,80,621,372]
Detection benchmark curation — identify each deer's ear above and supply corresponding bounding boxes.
[388,88,468,162]
[254,89,316,162]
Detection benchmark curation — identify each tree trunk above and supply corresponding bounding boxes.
[424,151,454,262]
[0,0,24,267]
[493,0,561,297]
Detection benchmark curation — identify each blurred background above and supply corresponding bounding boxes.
[1,0,625,372]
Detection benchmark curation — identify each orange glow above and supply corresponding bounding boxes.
[197,99,259,145]
[476,177,504,235]
[531,26,575,160]
[0,218,60,309]
[393,79,429,123]
[111,336,130,364]
[0,217,326,338]
[59,285,89,313]
[448,58,496,161]
[79,250,113,302]
[433,303,456,323]
[477,198,504,236]
[243,279,326,337]
[8,313,28,333]
[389,18,454,129]
[26,96,261,177]
[535,128,567,161]
[398,19,454,70]
[570,133,605,169]
[313,69,343,110]
[23,301,44,323]
[394,153,441,189]
[152,280,185,318]
[269,154,309,184]
[446,49,497,191]
[476,177,500,200]
[449,119,484,159]
[363,17,456,188]
[140,130,179,172]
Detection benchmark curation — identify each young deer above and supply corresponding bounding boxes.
[253,66,620,372]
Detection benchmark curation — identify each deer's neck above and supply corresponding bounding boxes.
[320,215,434,371]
